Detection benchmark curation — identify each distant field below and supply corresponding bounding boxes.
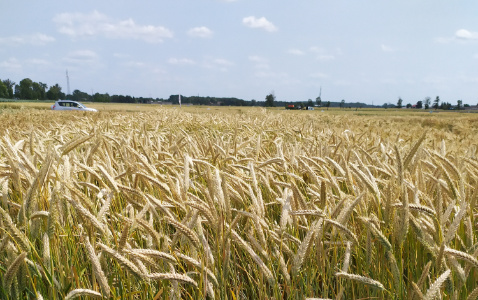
[0,105,477,299]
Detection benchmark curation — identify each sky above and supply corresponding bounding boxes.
[1,0,478,105]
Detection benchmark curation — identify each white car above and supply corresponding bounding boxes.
[51,100,97,112]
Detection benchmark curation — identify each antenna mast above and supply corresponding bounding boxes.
[66,70,71,96]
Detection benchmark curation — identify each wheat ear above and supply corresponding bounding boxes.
[148,273,198,287]
[3,252,27,290]
[423,269,451,300]
[335,272,385,291]
[83,236,110,298]
[64,288,102,300]
[97,242,145,279]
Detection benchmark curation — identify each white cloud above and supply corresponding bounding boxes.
[203,57,234,71]
[309,46,335,61]
[316,55,335,61]
[381,44,395,52]
[26,58,49,65]
[242,16,277,32]
[436,28,478,43]
[310,72,329,79]
[168,58,196,65]
[248,55,270,69]
[123,61,146,68]
[188,26,213,38]
[455,29,478,40]
[288,49,305,56]
[53,10,173,43]
[0,58,22,72]
[0,33,55,46]
[63,50,99,64]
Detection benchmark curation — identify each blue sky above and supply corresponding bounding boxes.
[1,0,478,105]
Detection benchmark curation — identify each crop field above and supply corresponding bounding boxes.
[0,105,477,299]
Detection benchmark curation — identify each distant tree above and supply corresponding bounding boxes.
[2,79,15,98]
[424,97,431,109]
[440,102,451,110]
[406,103,412,108]
[0,81,8,98]
[325,101,331,110]
[265,93,275,107]
[340,99,345,109]
[316,96,322,106]
[433,96,440,109]
[251,99,256,106]
[16,78,34,99]
[307,99,314,107]
[397,97,403,108]
[71,89,90,102]
[32,82,47,99]
[416,100,423,109]
[46,84,64,100]
[456,99,463,110]
[93,92,111,102]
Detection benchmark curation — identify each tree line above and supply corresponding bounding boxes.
[391,96,470,110]
[0,77,159,103]
[1,77,474,109]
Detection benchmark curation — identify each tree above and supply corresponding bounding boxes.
[93,92,111,102]
[424,97,431,109]
[307,99,314,107]
[456,100,463,110]
[265,93,275,107]
[2,79,15,98]
[32,82,47,99]
[316,96,322,107]
[46,84,64,100]
[433,96,440,109]
[16,78,34,99]
[325,101,331,110]
[71,89,90,102]
[416,101,423,109]
[0,81,8,98]
[340,99,345,109]
[406,103,412,108]
[397,97,403,108]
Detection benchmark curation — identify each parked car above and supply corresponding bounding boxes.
[51,100,97,112]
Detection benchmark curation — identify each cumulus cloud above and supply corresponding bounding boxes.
[310,72,329,79]
[309,46,335,61]
[288,49,305,55]
[0,33,55,46]
[188,26,213,38]
[436,28,478,43]
[455,29,478,40]
[381,44,395,52]
[168,58,196,65]
[53,10,173,43]
[248,55,270,69]
[63,50,99,64]
[203,57,234,72]
[242,16,277,32]
[0,58,22,72]
[26,58,49,65]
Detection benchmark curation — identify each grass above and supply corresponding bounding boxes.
[0,105,477,299]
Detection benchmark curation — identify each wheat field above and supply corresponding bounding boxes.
[0,107,477,299]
